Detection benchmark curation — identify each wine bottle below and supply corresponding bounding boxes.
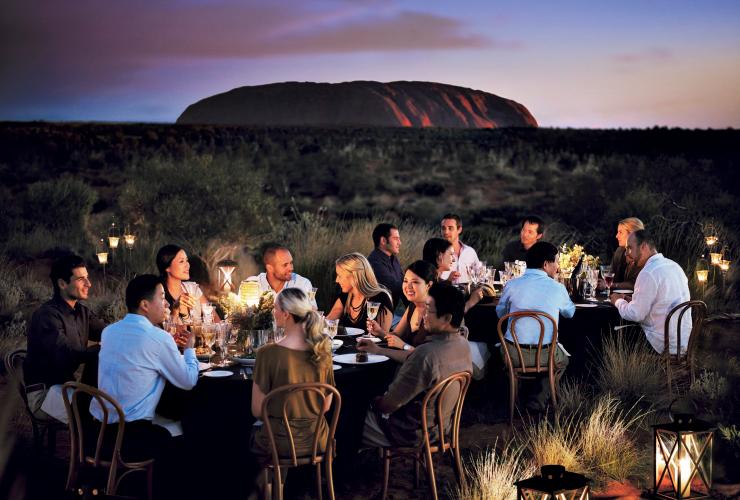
[570,255,584,299]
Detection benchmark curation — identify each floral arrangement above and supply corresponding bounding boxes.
[227,292,275,332]
[558,244,600,277]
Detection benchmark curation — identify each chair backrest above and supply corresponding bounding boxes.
[664,300,707,361]
[4,349,28,405]
[260,382,341,468]
[496,311,558,374]
[420,371,471,452]
[62,382,127,472]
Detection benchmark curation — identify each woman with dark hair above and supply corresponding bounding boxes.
[422,238,457,282]
[156,244,216,322]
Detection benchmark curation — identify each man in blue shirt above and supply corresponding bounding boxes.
[91,274,198,464]
[496,241,575,411]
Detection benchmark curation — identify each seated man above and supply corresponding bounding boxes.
[367,223,404,308]
[496,241,575,411]
[501,215,545,265]
[25,254,105,423]
[251,244,313,295]
[610,229,691,355]
[440,213,480,283]
[91,274,198,461]
[361,283,472,447]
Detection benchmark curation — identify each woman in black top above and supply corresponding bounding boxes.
[327,253,393,333]
[608,217,644,290]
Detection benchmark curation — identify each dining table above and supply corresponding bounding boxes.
[157,335,397,498]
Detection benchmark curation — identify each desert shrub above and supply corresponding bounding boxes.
[596,330,668,408]
[118,154,277,254]
[452,446,536,500]
[22,176,97,241]
[0,312,27,361]
[556,379,593,418]
[522,413,584,473]
[0,277,24,317]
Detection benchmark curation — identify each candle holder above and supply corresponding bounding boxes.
[239,278,261,308]
[217,259,238,292]
[515,465,590,499]
[123,225,136,250]
[709,253,722,266]
[95,238,108,281]
[107,222,120,251]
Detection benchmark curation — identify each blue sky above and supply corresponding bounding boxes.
[1,0,739,127]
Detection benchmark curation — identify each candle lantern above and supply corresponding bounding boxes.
[217,259,238,292]
[95,238,109,265]
[107,222,120,249]
[653,413,714,499]
[239,278,261,308]
[515,465,590,500]
[695,270,708,283]
[719,259,730,273]
[709,253,722,266]
[704,235,718,247]
[123,225,136,249]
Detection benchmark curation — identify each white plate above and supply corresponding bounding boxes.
[203,370,232,378]
[576,303,598,308]
[611,289,633,294]
[198,362,211,371]
[332,364,342,371]
[357,336,381,343]
[343,327,364,336]
[331,339,343,350]
[234,357,256,366]
[333,353,389,365]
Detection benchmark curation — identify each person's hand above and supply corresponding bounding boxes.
[449,271,461,282]
[366,319,386,338]
[596,278,606,290]
[356,338,380,354]
[182,328,196,349]
[467,286,484,307]
[179,293,196,311]
[609,292,630,305]
[385,334,405,349]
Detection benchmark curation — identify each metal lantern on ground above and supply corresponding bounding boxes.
[123,225,136,249]
[653,413,714,499]
[239,278,260,308]
[217,259,238,292]
[515,465,590,500]
[107,222,120,250]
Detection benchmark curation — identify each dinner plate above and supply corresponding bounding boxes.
[332,364,342,371]
[234,357,256,366]
[331,339,343,350]
[357,336,381,343]
[343,327,364,336]
[202,370,232,378]
[332,353,389,365]
[198,362,211,371]
[611,289,633,294]
[576,303,598,308]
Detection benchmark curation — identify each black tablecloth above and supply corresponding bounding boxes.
[464,299,625,378]
[158,338,397,498]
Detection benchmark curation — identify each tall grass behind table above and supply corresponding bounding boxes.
[161,344,396,498]
[464,299,624,380]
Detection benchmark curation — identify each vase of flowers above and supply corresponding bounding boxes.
[228,292,275,347]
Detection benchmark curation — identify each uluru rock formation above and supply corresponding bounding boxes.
[176,81,537,128]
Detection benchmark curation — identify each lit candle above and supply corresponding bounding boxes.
[719,260,730,272]
[696,270,708,282]
[108,236,120,249]
[96,252,108,264]
[705,235,718,246]
[124,233,136,249]
[709,253,722,265]
[239,280,260,308]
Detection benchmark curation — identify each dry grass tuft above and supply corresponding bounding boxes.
[451,445,536,500]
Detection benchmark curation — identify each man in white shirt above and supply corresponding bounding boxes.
[440,213,480,283]
[251,244,313,295]
[610,230,692,355]
[91,274,198,464]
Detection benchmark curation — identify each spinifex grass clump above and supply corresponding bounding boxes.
[596,330,668,408]
[451,446,536,500]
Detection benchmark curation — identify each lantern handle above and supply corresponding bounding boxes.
[667,397,699,423]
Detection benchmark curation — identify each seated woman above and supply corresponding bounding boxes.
[365,260,436,362]
[422,238,483,313]
[608,217,645,290]
[250,288,334,459]
[326,253,393,334]
[156,244,218,322]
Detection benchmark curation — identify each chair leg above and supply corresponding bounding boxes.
[423,447,438,500]
[452,446,465,486]
[549,373,558,408]
[325,457,336,500]
[509,378,517,427]
[315,463,323,500]
[274,467,283,500]
[381,449,391,500]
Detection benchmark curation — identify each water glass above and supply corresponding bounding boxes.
[201,302,214,323]
[324,318,339,338]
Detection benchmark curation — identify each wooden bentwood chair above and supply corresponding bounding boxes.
[664,300,707,396]
[260,382,342,500]
[4,349,68,453]
[62,382,154,499]
[497,311,561,427]
[380,371,472,500]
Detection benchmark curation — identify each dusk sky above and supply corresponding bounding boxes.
[2,0,739,128]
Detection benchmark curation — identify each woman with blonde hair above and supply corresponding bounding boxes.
[609,217,645,290]
[326,252,393,333]
[250,288,334,459]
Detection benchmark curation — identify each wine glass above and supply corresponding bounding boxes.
[201,302,214,324]
[366,301,380,321]
[308,287,318,310]
[600,265,614,294]
[324,318,339,339]
[202,325,216,360]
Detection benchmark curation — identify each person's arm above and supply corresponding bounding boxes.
[35,312,91,374]
[252,381,266,418]
[374,353,430,414]
[326,298,344,320]
[357,338,412,363]
[376,301,393,332]
[87,309,106,343]
[464,287,484,313]
[611,272,656,322]
[559,284,576,319]
[156,328,198,390]
[496,285,511,318]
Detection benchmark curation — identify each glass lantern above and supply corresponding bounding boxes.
[107,222,120,250]
[709,253,722,266]
[95,238,109,265]
[653,413,714,499]
[515,465,590,500]
[123,225,136,249]
[239,278,261,308]
[217,259,238,292]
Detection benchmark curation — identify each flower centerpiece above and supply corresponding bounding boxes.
[558,244,600,279]
[228,291,275,333]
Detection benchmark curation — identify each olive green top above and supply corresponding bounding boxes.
[252,343,335,459]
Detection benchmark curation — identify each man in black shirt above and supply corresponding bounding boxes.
[25,254,105,422]
[367,223,404,308]
[501,215,546,266]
